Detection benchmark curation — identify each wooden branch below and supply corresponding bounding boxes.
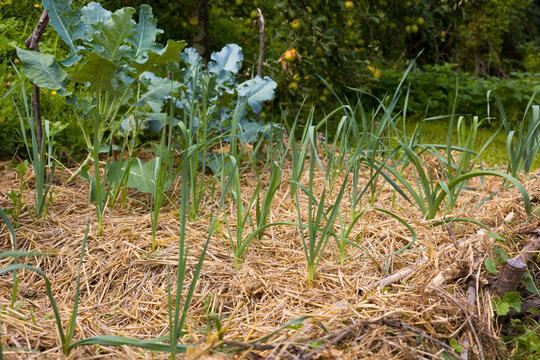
[491,231,540,297]
[256,8,265,77]
[25,10,49,153]
[25,10,49,51]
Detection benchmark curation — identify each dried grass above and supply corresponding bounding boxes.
[0,158,538,359]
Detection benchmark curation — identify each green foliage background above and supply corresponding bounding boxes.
[0,0,539,159]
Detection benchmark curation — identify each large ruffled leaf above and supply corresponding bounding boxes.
[80,2,112,38]
[71,53,118,94]
[126,4,163,62]
[132,40,186,78]
[237,76,277,113]
[15,47,67,92]
[93,7,136,61]
[136,73,181,112]
[208,44,243,74]
[43,0,87,66]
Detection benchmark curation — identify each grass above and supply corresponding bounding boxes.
[409,119,540,170]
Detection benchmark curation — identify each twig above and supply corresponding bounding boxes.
[299,322,367,360]
[382,318,464,360]
[462,255,482,360]
[445,223,460,250]
[429,287,484,360]
[223,340,280,351]
[366,256,426,291]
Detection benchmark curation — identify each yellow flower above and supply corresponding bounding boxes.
[34,3,40,7]
[51,90,57,95]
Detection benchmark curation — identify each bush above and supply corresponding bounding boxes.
[373,64,540,123]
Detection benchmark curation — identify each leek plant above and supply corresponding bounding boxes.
[150,88,177,250]
[321,59,420,205]
[320,114,354,195]
[425,115,500,211]
[5,161,28,224]
[490,90,540,177]
[222,155,285,264]
[0,206,19,307]
[0,216,90,356]
[165,120,236,359]
[12,65,55,220]
[219,100,285,263]
[378,137,532,220]
[293,127,350,284]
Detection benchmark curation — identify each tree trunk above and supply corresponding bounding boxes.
[189,0,209,62]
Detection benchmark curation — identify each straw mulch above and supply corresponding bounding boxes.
[0,154,539,360]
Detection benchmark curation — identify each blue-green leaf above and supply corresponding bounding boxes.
[126,4,163,62]
[80,2,112,37]
[237,75,277,113]
[126,158,169,193]
[208,44,243,74]
[93,7,136,60]
[43,0,86,66]
[71,53,118,94]
[15,47,67,92]
[136,74,181,112]
[237,118,265,143]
